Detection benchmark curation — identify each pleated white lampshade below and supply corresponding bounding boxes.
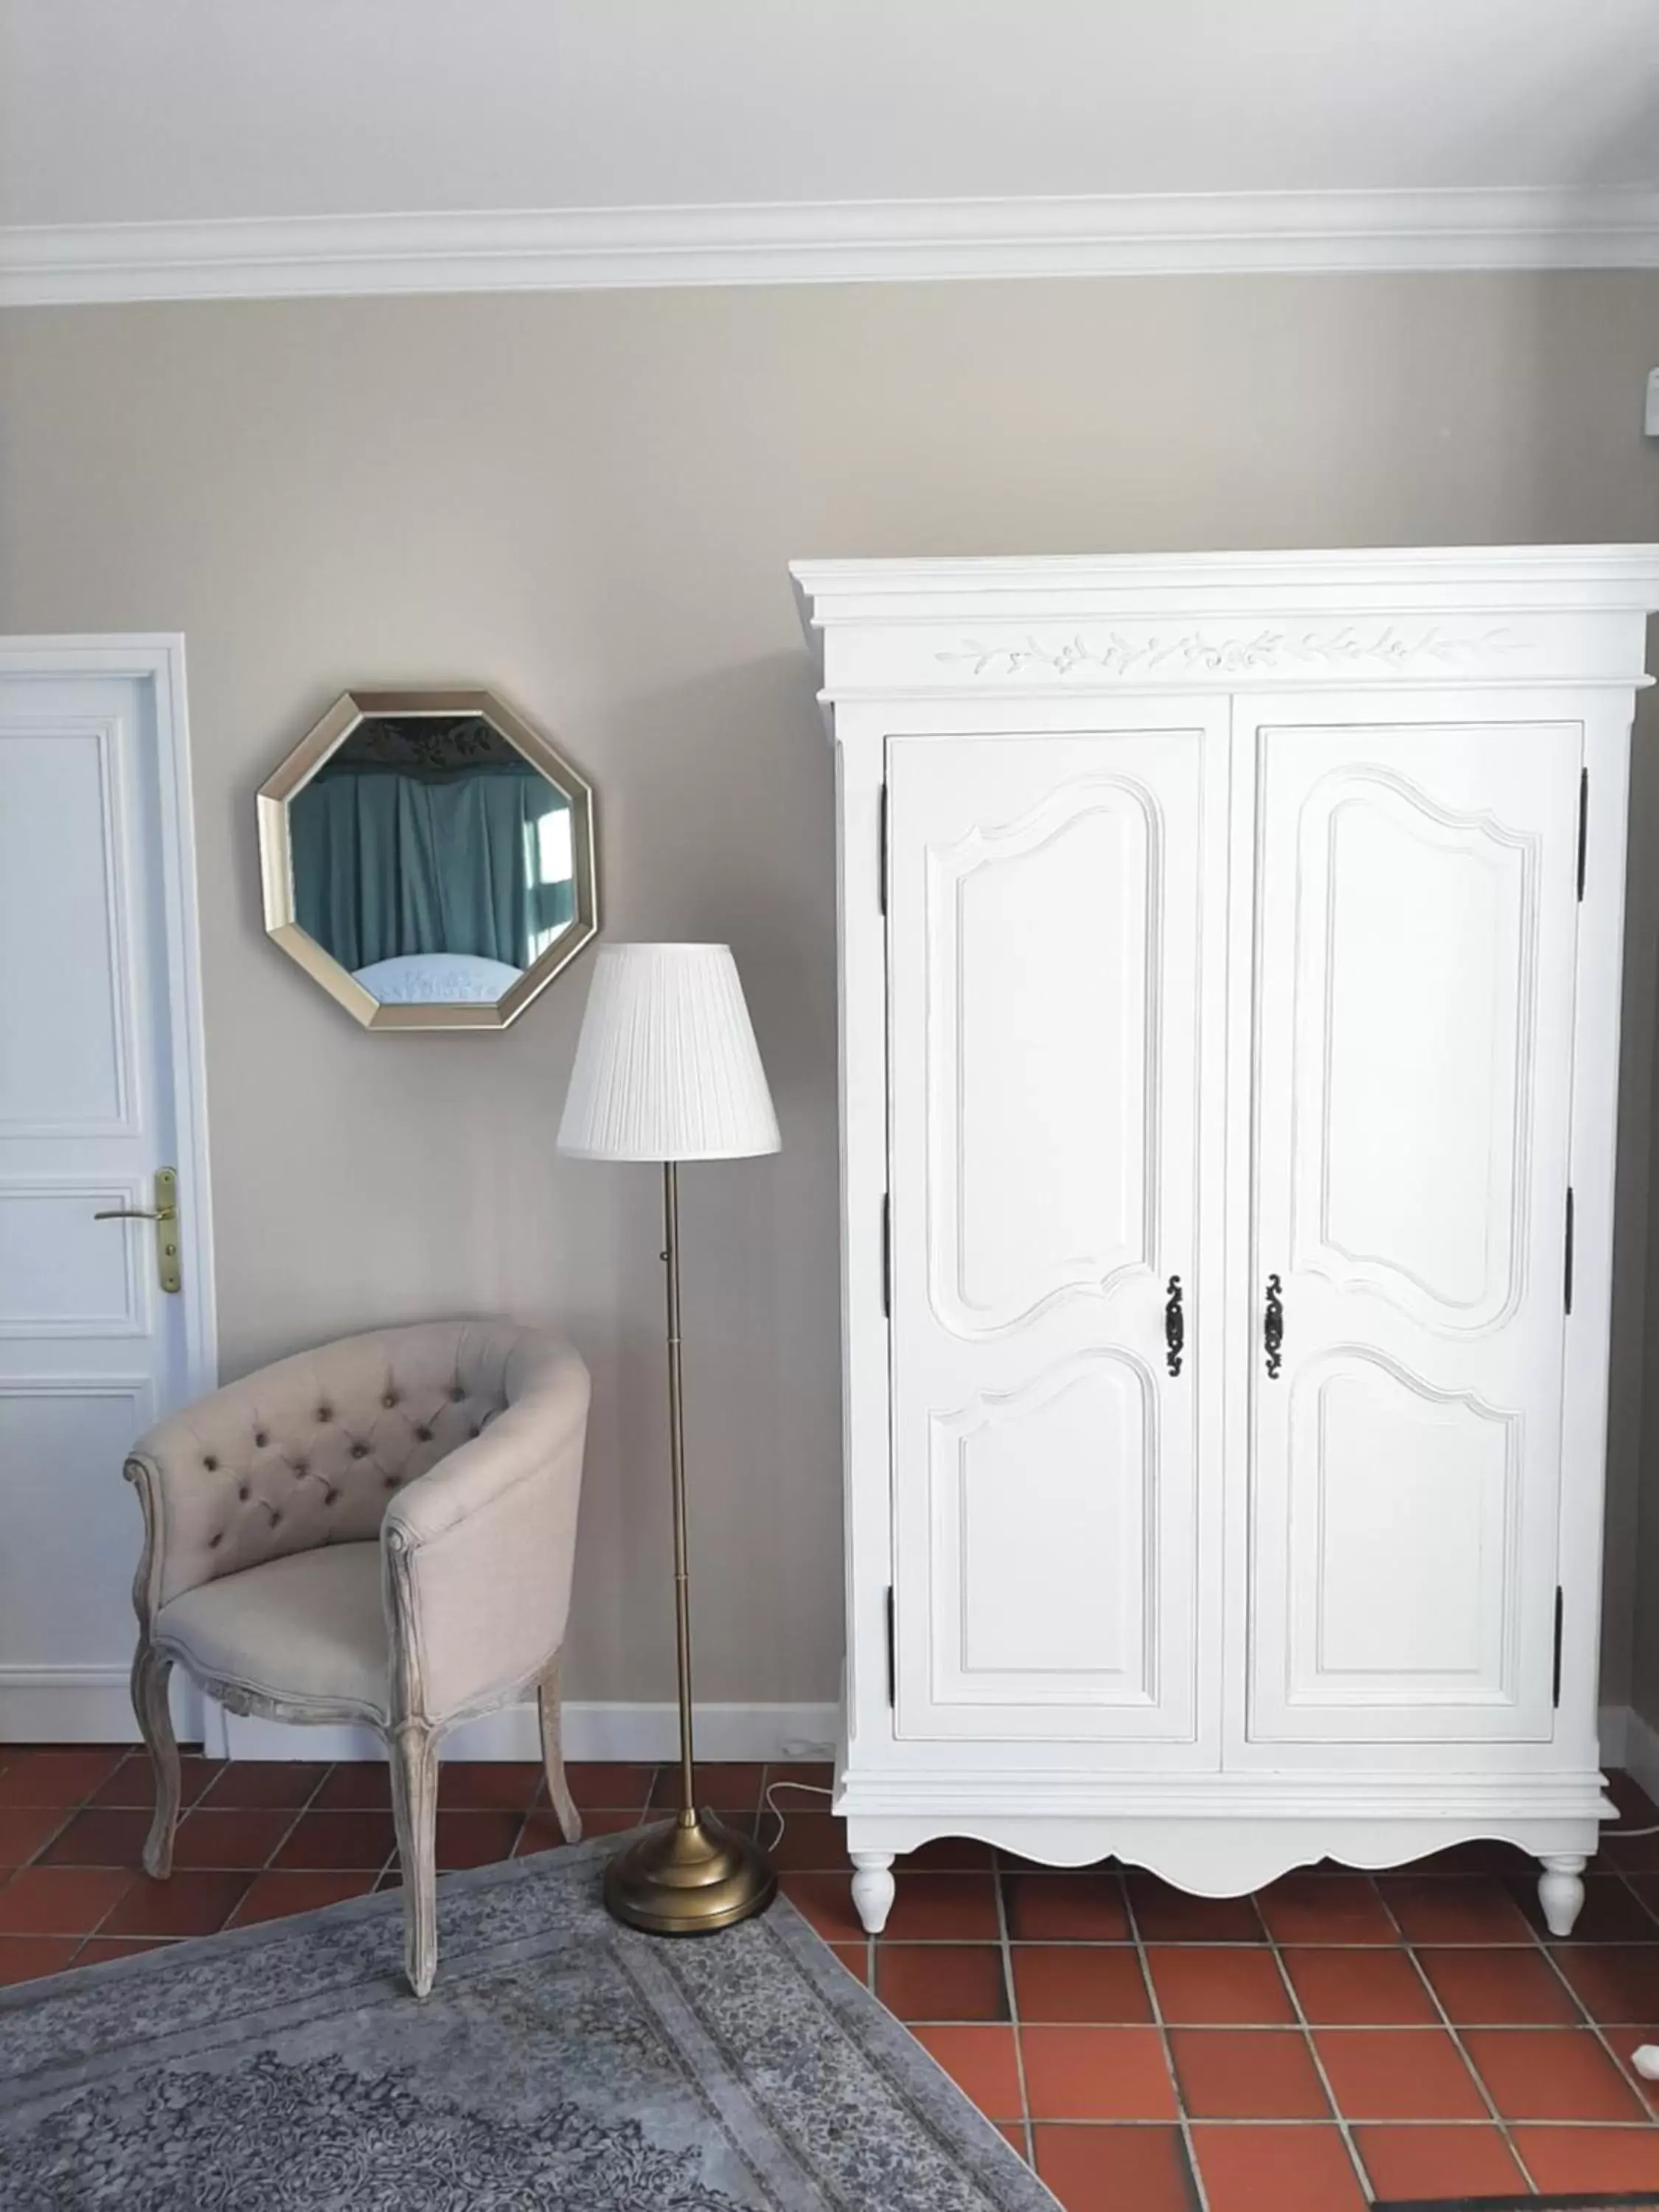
[557,944,781,1163]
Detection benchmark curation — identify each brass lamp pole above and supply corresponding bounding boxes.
[557,945,780,1934]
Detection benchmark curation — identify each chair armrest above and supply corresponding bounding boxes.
[381,1345,590,1726]
[124,1378,274,1616]
[124,1447,175,1632]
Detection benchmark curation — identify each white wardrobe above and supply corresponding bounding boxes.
[791,548,1659,1938]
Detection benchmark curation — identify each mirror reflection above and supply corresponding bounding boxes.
[289,713,575,1004]
[259,689,598,1031]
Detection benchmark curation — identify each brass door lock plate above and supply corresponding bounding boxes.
[93,1167,182,1293]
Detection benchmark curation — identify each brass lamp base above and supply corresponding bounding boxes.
[604,1811,776,1935]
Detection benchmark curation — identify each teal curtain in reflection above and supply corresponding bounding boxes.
[290,766,574,972]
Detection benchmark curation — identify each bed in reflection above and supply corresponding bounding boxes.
[350,953,526,1003]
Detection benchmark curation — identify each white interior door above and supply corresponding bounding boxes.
[0,651,213,1741]
[1247,717,1582,1744]
[886,719,1222,1747]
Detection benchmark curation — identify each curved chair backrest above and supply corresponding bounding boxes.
[131,1319,536,1606]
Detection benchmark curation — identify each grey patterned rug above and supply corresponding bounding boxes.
[0,1829,1057,2211]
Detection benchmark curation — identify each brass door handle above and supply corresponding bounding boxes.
[92,1169,182,1294]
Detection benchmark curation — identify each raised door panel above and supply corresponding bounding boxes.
[0,723,137,1135]
[0,1182,146,1336]
[0,1380,156,1670]
[887,721,1221,1745]
[1248,720,1581,1742]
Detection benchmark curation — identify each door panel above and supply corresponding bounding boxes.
[0,725,137,1133]
[1248,721,1581,1742]
[888,722,1221,1745]
[932,782,1152,1338]
[0,668,206,1739]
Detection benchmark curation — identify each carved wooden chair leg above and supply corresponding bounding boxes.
[538,1651,582,1843]
[389,1722,442,1997]
[131,1637,181,1879]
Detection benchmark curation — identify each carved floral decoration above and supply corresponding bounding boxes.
[936,624,1529,678]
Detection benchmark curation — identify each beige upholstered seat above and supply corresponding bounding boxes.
[124,1319,591,1996]
[156,1545,391,1717]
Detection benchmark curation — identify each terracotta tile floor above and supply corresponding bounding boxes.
[6,1747,1659,2206]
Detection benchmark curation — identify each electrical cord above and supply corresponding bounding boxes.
[762,1776,833,1851]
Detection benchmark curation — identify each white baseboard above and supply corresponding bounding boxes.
[5,1670,1641,1790]
[209,1698,842,1766]
[0,1666,203,1745]
[0,1663,838,1764]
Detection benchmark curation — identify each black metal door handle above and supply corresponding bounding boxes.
[1264,1274,1284,1378]
[1165,1276,1184,1377]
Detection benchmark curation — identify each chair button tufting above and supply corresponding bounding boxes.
[384,1472,400,1488]
[470,1425,481,1439]
[415,1426,431,1442]
[209,1532,223,1548]
[237,1485,250,1502]
[383,1394,397,1409]
[317,1407,333,1422]
[203,1455,217,1471]
[451,1387,465,1402]
[350,1443,367,1458]
[294,1462,307,1478]
[324,1486,339,1505]
[254,1431,268,1447]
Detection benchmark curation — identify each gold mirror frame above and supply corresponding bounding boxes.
[257,688,599,1031]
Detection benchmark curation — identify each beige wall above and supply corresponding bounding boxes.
[3,274,1658,1713]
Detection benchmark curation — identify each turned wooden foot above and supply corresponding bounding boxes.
[1538,1853,1586,1937]
[850,1851,895,1934]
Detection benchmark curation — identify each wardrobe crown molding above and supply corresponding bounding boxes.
[792,546,1659,704]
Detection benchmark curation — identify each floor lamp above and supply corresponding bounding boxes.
[558,942,782,1934]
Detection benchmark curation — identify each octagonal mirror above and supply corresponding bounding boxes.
[258,688,599,1029]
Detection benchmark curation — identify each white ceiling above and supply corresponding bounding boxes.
[2,0,1657,301]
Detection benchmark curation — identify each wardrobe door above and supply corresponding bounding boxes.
[886,722,1220,1746]
[1247,718,1582,1745]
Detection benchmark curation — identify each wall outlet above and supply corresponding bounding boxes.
[1647,368,1659,437]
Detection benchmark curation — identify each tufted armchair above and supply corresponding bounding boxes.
[123,1319,590,1996]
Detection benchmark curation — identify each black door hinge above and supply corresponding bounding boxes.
[881,1192,891,1319]
[1564,1186,1575,1316]
[1576,768,1588,901]
[1552,1586,1564,1708]
[885,1586,896,1709]
[878,782,889,917]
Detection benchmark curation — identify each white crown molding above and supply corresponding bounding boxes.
[4,187,1659,307]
